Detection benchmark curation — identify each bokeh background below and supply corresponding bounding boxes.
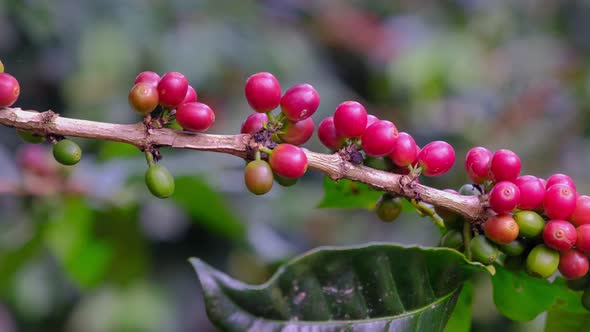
[1,1,590,331]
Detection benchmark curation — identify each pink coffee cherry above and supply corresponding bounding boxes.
[333,101,368,138]
[241,113,268,134]
[558,249,589,279]
[181,85,198,104]
[361,120,399,157]
[389,132,418,167]
[489,181,521,214]
[366,114,379,127]
[0,73,20,108]
[175,102,215,132]
[280,83,320,121]
[576,224,590,253]
[514,175,545,210]
[546,173,576,192]
[134,71,160,87]
[278,117,315,146]
[157,72,189,108]
[543,183,577,220]
[269,144,308,179]
[543,219,577,251]
[571,195,590,227]
[464,147,492,184]
[317,116,345,151]
[244,72,281,113]
[489,149,521,182]
[417,141,456,176]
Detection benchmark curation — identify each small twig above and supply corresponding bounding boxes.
[408,198,445,229]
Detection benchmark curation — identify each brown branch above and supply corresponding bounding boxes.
[0,107,488,221]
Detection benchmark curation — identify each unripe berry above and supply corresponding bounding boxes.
[278,117,315,146]
[176,102,215,132]
[157,72,189,108]
[470,235,499,264]
[241,113,268,134]
[16,130,44,144]
[317,116,345,151]
[483,214,519,244]
[576,224,590,253]
[268,144,308,179]
[145,164,175,198]
[417,141,455,176]
[513,210,545,238]
[543,220,577,251]
[0,73,20,108]
[489,149,521,182]
[389,132,418,167]
[134,71,160,87]
[129,83,159,115]
[181,85,198,104]
[280,84,320,121]
[274,173,298,187]
[526,244,559,278]
[459,184,481,196]
[464,147,492,184]
[546,173,576,192]
[558,249,589,279]
[244,160,273,195]
[333,101,368,138]
[52,139,82,166]
[543,183,576,220]
[440,229,463,250]
[498,239,526,256]
[244,72,281,113]
[361,120,399,157]
[375,195,402,222]
[514,175,545,210]
[488,181,520,214]
[570,195,590,226]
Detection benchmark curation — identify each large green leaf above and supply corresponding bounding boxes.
[444,281,473,332]
[191,243,488,332]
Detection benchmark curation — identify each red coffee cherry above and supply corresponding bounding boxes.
[157,72,189,108]
[514,175,545,210]
[134,71,160,87]
[241,113,268,134]
[417,141,456,176]
[489,149,521,182]
[317,116,345,151]
[333,101,368,138]
[546,173,576,191]
[464,147,492,184]
[244,160,274,195]
[571,195,590,226]
[389,132,418,167]
[175,102,215,132]
[543,183,577,220]
[181,85,198,104]
[361,120,399,157]
[559,249,589,279]
[576,224,590,253]
[0,73,20,108]
[128,83,159,115]
[489,181,521,214]
[543,219,577,251]
[268,144,308,179]
[280,83,320,121]
[366,114,379,127]
[483,214,519,245]
[279,117,315,146]
[244,72,281,113]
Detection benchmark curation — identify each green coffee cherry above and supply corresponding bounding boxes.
[52,139,82,165]
[274,173,298,187]
[440,229,463,250]
[244,160,273,195]
[526,244,559,278]
[513,211,545,238]
[470,234,499,264]
[498,239,526,256]
[16,129,44,144]
[375,195,402,222]
[145,164,175,198]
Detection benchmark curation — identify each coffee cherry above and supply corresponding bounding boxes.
[571,195,590,226]
[436,189,463,229]
[317,116,345,151]
[361,120,399,157]
[157,72,189,108]
[129,83,159,115]
[417,141,455,176]
[483,214,519,244]
[489,181,520,214]
[0,73,20,108]
[459,183,481,196]
[583,289,590,311]
[514,175,545,210]
[268,144,308,179]
[576,224,590,253]
[134,71,160,87]
[366,114,379,127]
[498,239,526,256]
[489,149,521,182]
[566,274,590,291]
[274,173,298,187]
[464,147,492,184]
[389,132,418,167]
[513,210,545,238]
[145,164,175,198]
[333,101,368,138]
[176,102,215,132]
[558,249,589,279]
[52,139,82,166]
[543,220,577,251]
[440,229,463,250]
[16,130,44,144]
[543,183,577,220]
[241,113,268,134]
[181,85,198,104]
[244,160,273,195]
[470,234,499,264]
[526,244,559,278]
[279,117,315,146]
[280,83,320,121]
[375,195,402,222]
[546,173,576,192]
[244,72,281,113]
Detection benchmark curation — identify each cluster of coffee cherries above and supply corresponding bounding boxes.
[128,71,216,198]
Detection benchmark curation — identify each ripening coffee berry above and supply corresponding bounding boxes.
[134,71,160,87]
[417,141,456,176]
[274,173,298,187]
[375,195,402,222]
[280,83,320,121]
[470,235,499,264]
[546,173,576,192]
[543,183,577,220]
[0,73,20,108]
[269,144,308,179]
[558,249,589,279]
[129,83,159,115]
[389,132,418,167]
[498,239,526,256]
[317,116,345,151]
[464,147,492,184]
[244,160,273,195]
[526,244,559,278]
[488,181,520,214]
[514,175,545,210]
[366,114,379,128]
[181,85,198,104]
[361,120,399,157]
[244,72,282,113]
[145,164,175,198]
[16,130,44,144]
[333,101,368,138]
[489,149,521,182]
[176,102,215,132]
[571,195,590,226]
[543,219,577,251]
[440,229,463,250]
[513,210,545,238]
[483,214,519,244]
[52,139,82,166]
[576,224,590,253]
[157,72,189,108]
[241,113,268,134]
[435,189,463,230]
[278,117,315,146]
